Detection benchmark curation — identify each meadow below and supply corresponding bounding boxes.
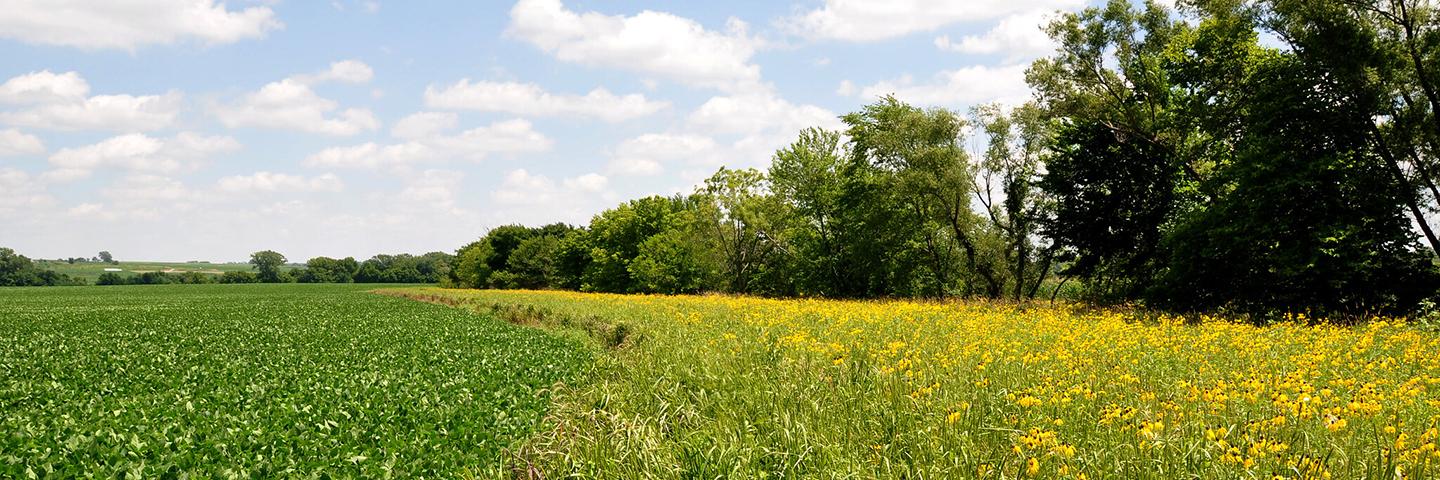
[0,284,589,478]
[387,287,1440,479]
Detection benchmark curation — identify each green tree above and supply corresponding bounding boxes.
[249,250,288,283]
[507,236,562,289]
[697,167,790,294]
[453,240,495,288]
[844,96,994,298]
[769,128,851,296]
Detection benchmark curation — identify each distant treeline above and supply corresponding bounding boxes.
[0,248,86,286]
[450,1,1440,320]
[0,246,455,287]
[94,251,456,285]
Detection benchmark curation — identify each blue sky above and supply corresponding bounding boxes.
[0,0,1106,262]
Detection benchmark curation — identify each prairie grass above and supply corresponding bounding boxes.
[389,287,1440,479]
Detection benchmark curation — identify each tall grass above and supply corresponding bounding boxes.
[389,287,1440,479]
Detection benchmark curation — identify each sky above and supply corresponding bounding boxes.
[0,0,1115,262]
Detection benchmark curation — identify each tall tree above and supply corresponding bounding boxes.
[845,96,996,298]
[973,103,1058,300]
[249,250,288,283]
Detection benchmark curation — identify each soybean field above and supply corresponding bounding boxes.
[0,284,589,478]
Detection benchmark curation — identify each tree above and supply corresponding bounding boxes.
[582,195,697,293]
[98,251,114,264]
[844,96,996,298]
[297,256,359,283]
[973,103,1059,300]
[453,240,495,288]
[219,271,259,284]
[1145,0,1440,316]
[697,167,789,294]
[249,250,288,283]
[507,236,562,289]
[769,128,851,296]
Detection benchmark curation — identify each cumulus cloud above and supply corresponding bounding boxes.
[0,168,53,215]
[0,0,281,50]
[563,172,608,193]
[45,132,240,181]
[489,169,614,223]
[606,133,719,176]
[687,93,839,136]
[214,78,379,136]
[0,71,90,104]
[305,118,551,170]
[507,0,763,91]
[849,64,1033,107]
[424,79,668,122]
[0,129,44,156]
[605,91,841,180]
[100,174,197,203]
[783,0,1081,42]
[217,172,344,193]
[294,60,375,85]
[390,111,458,140]
[0,70,181,132]
[933,10,1058,61]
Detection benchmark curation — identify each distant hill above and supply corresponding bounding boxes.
[32,260,296,283]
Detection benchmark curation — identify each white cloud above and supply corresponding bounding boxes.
[214,78,379,136]
[0,70,182,132]
[563,172,608,193]
[481,168,621,229]
[783,0,1081,42]
[46,132,240,180]
[100,173,197,203]
[0,71,90,104]
[295,60,374,85]
[851,64,1033,107]
[933,10,1057,61]
[217,172,344,193]
[507,0,763,91]
[398,169,463,210]
[424,79,669,122]
[0,0,281,50]
[391,111,458,140]
[687,93,838,136]
[492,169,557,205]
[604,91,840,180]
[607,133,719,176]
[0,168,53,215]
[0,129,44,156]
[306,118,551,169]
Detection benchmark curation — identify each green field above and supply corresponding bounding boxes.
[0,284,589,477]
[8,285,1439,478]
[30,260,290,283]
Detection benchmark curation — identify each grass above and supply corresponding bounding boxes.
[0,284,590,478]
[385,287,1440,479]
[31,260,290,283]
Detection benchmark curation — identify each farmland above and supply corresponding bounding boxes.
[0,284,589,477]
[29,260,288,283]
[387,287,1440,479]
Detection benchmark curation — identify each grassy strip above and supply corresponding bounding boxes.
[383,287,1440,479]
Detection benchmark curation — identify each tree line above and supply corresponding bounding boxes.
[0,247,455,286]
[0,248,86,286]
[452,0,1440,319]
[95,250,457,285]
